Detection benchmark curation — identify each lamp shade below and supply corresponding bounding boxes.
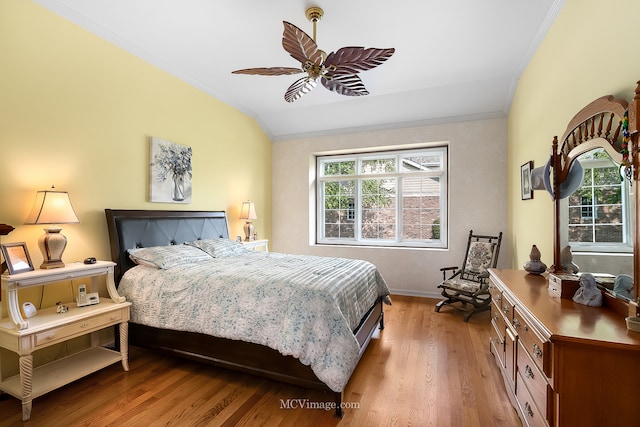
[239,201,257,220]
[24,189,79,225]
[24,188,79,269]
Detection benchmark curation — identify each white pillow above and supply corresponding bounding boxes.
[186,238,249,258]
[128,244,213,269]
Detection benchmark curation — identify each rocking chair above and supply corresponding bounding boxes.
[435,230,503,322]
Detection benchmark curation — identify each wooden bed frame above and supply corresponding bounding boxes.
[104,209,385,417]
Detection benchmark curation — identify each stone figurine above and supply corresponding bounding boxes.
[523,244,547,274]
[572,273,602,306]
[560,245,579,274]
[613,274,634,300]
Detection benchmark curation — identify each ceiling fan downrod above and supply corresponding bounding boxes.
[305,7,323,42]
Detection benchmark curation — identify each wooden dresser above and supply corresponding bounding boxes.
[488,269,640,427]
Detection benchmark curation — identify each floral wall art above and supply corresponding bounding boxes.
[149,137,192,203]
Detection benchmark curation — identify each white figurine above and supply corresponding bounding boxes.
[572,273,602,306]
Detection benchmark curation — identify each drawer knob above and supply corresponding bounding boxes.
[525,364,534,379]
[495,294,501,303]
[513,318,521,330]
[503,303,509,313]
[533,343,543,359]
[81,322,89,328]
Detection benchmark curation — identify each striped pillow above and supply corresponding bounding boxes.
[128,244,213,269]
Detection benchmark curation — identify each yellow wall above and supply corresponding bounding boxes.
[508,0,640,269]
[0,0,272,279]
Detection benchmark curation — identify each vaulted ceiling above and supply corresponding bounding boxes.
[35,0,565,141]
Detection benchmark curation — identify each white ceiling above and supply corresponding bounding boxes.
[34,0,565,141]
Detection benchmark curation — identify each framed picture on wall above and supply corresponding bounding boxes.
[1,242,34,274]
[149,136,193,204]
[521,161,534,200]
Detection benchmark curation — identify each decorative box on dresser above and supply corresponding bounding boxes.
[0,261,131,421]
[488,269,640,427]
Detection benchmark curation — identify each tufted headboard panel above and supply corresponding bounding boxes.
[105,209,229,284]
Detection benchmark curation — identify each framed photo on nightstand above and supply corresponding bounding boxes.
[1,242,34,274]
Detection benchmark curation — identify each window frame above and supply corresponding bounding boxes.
[316,146,448,248]
[561,152,632,253]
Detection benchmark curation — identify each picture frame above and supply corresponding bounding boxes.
[1,242,34,274]
[521,161,534,200]
[149,136,193,204]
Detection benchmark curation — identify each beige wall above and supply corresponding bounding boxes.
[7,0,638,302]
[272,118,509,297]
[508,0,640,271]
[0,1,271,307]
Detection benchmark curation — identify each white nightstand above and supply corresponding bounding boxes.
[240,239,269,252]
[0,261,131,421]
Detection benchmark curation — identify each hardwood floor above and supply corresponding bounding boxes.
[0,296,520,426]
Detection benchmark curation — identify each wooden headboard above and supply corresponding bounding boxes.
[104,209,229,284]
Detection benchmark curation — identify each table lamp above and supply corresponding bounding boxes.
[239,201,257,241]
[24,187,79,269]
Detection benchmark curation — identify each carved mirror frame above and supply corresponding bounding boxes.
[550,84,640,306]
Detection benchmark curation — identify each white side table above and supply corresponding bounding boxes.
[0,261,131,421]
[240,239,269,252]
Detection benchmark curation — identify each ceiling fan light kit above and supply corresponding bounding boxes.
[232,7,395,103]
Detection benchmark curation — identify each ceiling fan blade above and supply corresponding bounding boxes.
[325,47,395,75]
[285,76,317,103]
[282,21,323,66]
[232,67,303,76]
[321,74,369,97]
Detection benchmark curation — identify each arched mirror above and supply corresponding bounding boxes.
[550,91,640,309]
[559,147,634,298]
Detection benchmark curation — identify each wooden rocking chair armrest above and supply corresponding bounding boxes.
[440,266,459,280]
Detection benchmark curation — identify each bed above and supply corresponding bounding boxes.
[104,209,390,416]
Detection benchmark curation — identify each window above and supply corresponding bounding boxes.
[564,148,631,252]
[316,147,448,248]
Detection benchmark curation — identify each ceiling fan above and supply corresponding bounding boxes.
[232,7,395,103]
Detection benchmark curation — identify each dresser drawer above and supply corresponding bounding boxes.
[517,340,549,417]
[513,307,551,377]
[488,279,502,306]
[34,310,125,348]
[490,303,506,368]
[500,292,515,322]
[516,371,548,427]
[491,300,506,338]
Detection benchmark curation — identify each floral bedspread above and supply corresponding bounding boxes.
[118,251,391,391]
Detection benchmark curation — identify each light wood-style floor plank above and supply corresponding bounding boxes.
[0,296,520,426]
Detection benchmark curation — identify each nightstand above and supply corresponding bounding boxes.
[0,261,131,421]
[241,239,269,252]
